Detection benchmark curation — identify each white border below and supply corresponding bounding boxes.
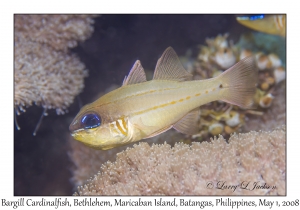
[1,0,297,209]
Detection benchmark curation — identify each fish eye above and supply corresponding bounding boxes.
[237,14,265,21]
[249,14,265,21]
[81,113,101,129]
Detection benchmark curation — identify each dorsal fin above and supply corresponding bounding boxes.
[173,108,200,135]
[122,60,147,86]
[153,47,193,81]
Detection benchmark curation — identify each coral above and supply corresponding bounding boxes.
[189,33,286,139]
[69,139,125,187]
[69,129,184,188]
[14,15,97,115]
[74,127,285,195]
[15,15,96,51]
[14,40,88,114]
[237,32,286,65]
[243,83,286,132]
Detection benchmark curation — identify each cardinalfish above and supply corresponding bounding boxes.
[69,47,257,150]
[236,14,286,37]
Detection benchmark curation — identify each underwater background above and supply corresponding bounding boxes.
[14,14,285,195]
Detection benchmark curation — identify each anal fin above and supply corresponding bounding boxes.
[173,108,200,135]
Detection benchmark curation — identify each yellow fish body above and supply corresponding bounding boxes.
[236,15,286,37]
[69,47,257,150]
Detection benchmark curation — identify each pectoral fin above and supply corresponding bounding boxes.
[134,117,172,139]
[144,125,173,139]
[173,108,200,135]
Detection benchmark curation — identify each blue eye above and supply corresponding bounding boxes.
[249,14,265,21]
[81,113,101,129]
[237,14,265,21]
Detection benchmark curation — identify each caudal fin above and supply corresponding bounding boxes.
[217,56,258,109]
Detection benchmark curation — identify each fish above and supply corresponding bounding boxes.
[236,14,286,37]
[69,47,257,150]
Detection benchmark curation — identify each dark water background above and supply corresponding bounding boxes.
[14,14,251,195]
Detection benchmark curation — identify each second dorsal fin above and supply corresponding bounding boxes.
[153,47,193,81]
[122,60,147,86]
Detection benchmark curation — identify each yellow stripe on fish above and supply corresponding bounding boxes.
[133,88,218,116]
[69,47,257,150]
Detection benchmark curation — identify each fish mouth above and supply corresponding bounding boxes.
[69,129,87,143]
[70,128,84,136]
[69,118,82,133]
